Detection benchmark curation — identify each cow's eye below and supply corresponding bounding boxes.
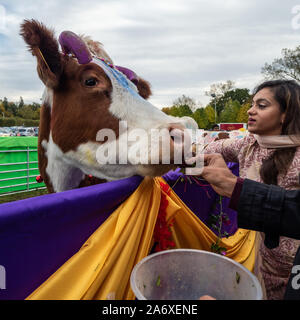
[85,78,98,87]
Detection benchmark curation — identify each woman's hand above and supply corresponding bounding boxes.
[201,154,237,198]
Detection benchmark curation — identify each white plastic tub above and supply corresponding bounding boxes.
[130,249,262,300]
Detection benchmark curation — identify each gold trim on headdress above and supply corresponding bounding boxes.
[37,47,51,71]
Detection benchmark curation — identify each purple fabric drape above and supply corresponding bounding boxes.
[0,175,143,300]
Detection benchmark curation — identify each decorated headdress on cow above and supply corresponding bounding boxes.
[58,31,139,86]
[57,29,164,126]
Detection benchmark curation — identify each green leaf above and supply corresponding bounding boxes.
[156,275,161,287]
[236,272,240,284]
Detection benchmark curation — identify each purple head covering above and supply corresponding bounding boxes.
[59,31,92,64]
[59,31,139,85]
[115,65,139,85]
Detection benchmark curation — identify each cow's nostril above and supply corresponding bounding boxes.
[168,124,185,143]
[168,124,185,134]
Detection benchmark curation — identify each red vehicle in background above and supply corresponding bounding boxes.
[219,123,247,131]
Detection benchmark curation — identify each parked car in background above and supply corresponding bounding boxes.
[10,127,20,136]
[0,128,12,137]
[16,127,35,136]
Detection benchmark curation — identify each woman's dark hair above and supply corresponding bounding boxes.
[252,80,300,185]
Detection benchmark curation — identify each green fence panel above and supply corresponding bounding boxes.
[0,137,45,194]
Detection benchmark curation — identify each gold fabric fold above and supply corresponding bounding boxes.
[27,177,255,300]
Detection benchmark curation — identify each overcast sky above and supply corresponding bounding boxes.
[0,0,300,109]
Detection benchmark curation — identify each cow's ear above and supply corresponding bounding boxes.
[20,19,62,88]
[136,78,152,100]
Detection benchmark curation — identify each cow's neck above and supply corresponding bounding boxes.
[42,133,85,192]
[39,89,85,192]
[38,104,53,192]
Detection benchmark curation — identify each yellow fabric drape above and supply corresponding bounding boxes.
[27,177,255,300]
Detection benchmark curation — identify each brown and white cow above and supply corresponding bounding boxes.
[20,20,198,193]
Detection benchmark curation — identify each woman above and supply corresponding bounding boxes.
[204,80,300,300]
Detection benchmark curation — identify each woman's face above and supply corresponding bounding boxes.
[247,87,285,136]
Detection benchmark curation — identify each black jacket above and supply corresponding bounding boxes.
[236,179,300,299]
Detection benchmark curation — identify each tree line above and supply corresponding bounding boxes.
[1,88,250,130]
[162,82,251,130]
[0,97,40,127]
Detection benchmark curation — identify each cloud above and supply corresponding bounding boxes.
[0,0,300,108]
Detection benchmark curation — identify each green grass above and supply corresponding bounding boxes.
[0,188,49,204]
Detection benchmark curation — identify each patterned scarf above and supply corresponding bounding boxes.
[254,134,300,149]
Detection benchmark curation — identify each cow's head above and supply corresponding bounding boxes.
[20,20,198,192]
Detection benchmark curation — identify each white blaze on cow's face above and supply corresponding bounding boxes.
[90,57,195,175]
[92,57,171,127]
